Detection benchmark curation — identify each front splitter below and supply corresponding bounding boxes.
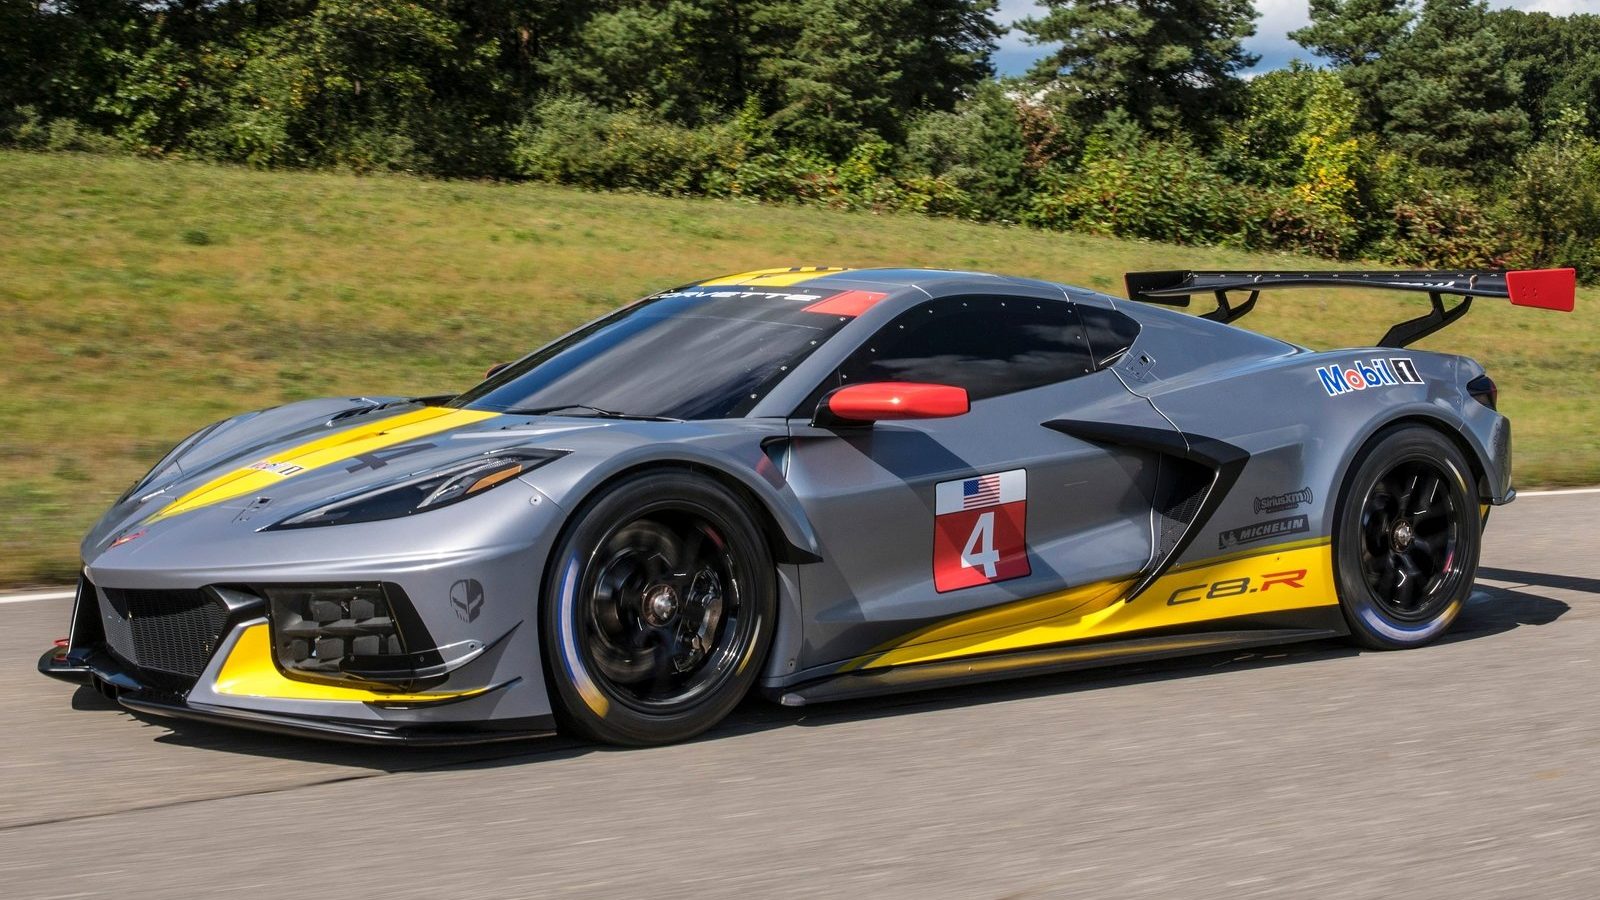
[39,644,557,747]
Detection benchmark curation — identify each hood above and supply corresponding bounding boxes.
[82,398,621,557]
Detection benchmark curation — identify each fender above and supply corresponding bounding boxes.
[550,441,824,564]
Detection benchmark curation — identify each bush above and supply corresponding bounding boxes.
[1237,185,1359,257]
[1380,189,1515,269]
[510,96,731,194]
[1,106,120,154]
[706,147,834,203]
[511,97,970,217]
[1,105,48,149]
[1503,115,1600,280]
[903,82,1031,221]
[1028,129,1245,245]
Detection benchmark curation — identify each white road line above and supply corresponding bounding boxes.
[0,590,75,605]
[1516,483,1600,496]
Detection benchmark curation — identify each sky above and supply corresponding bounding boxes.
[992,0,1597,77]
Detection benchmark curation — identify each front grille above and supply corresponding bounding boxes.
[98,588,230,679]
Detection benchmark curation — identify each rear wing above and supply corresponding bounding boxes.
[1123,268,1575,347]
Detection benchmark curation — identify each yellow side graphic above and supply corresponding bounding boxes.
[147,406,499,523]
[213,624,491,704]
[698,266,853,287]
[848,538,1337,671]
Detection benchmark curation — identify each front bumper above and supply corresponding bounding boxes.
[47,529,565,745]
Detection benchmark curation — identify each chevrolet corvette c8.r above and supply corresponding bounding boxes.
[40,265,1575,746]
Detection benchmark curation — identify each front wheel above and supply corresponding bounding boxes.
[1334,424,1481,650]
[542,470,776,746]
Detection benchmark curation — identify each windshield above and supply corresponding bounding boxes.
[450,288,855,420]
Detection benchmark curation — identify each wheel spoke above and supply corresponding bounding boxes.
[1413,504,1449,525]
[1393,553,1426,609]
[1411,474,1441,517]
[1362,507,1392,556]
[1396,474,1419,516]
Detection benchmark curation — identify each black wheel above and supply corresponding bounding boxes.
[1334,424,1480,649]
[542,469,775,746]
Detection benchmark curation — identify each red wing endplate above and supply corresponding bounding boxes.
[1505,268,1577,311]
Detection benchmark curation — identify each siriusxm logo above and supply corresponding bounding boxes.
[1317,357,1424,397]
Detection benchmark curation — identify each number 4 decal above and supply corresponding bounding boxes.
[933,469,1029,592]
[961,511,1000,577]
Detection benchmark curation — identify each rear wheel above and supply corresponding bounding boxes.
[542,470,775,746]
[1334,424,1480,649]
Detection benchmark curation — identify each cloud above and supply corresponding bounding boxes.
[992,0,1593,77]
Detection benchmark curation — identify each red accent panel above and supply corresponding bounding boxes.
[1506,268,1576,311]
[933,501,1030,592]
[803,290,889,317]
[826,382,970,422]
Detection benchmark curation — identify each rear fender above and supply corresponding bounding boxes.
[1143,349,1471,568]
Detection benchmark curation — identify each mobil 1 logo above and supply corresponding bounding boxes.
[1317,357,1424,397]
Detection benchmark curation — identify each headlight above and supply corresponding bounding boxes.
[266,449,565,530]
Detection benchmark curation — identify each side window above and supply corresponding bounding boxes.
[835,295,1095,403]
[1078,304,1142,368]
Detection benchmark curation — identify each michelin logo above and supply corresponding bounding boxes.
[1317,357,1424,397]
[1219,515,1310,550]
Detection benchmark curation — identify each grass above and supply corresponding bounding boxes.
[2,150,1597,587]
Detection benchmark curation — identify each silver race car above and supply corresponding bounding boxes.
[40,265,1575,745]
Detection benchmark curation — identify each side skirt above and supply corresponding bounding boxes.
[772,623,1346,707]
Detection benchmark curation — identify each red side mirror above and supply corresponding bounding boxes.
[821,382,970,425]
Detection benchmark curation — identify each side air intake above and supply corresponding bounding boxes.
[1042,420,1248,602]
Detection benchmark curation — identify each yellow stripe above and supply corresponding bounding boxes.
[849,540,1338,670]
[698,266,853,287]
[147,407,499,523]
[213,624,492,703]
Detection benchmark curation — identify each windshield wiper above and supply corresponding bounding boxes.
[505,404,684,422]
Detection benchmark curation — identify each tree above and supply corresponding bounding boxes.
[1380,0,1528,177]
[1018,0,1258,139]
[1290,0,1414,129]
[751,0,999,154]
[1489,9,1600,143]
[539,1,746,125]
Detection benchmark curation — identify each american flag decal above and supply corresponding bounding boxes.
[962,475,1002,509]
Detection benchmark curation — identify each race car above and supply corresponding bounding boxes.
[40,265,1576,746]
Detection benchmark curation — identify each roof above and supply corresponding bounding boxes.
[695,266,1032,292]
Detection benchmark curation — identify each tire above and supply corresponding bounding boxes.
[541,469,776,746]
[1334,424,1481,650]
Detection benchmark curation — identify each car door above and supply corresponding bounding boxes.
[783,292,1174,673]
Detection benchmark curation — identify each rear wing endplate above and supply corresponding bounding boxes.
[1123,268,1575,347]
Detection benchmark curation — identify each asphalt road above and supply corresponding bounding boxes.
[1,493,1596,899]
